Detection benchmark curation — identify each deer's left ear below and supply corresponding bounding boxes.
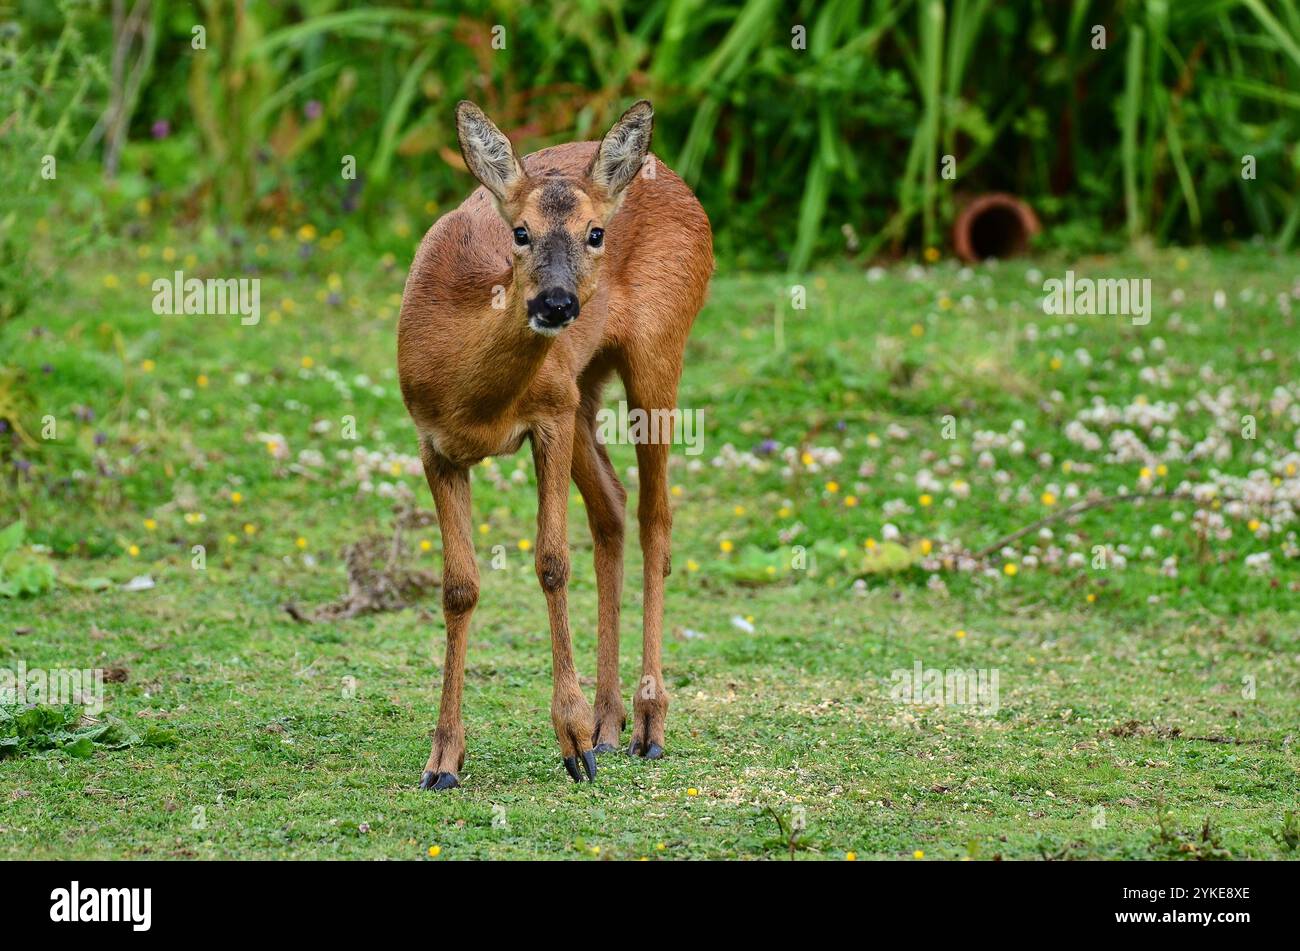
[456,100,525,205]
[587,100,654,200]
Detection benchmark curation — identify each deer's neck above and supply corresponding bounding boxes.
[460,272,551,418]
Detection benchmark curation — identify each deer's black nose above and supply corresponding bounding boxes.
[542,289,578,322]
[528,287,579,330]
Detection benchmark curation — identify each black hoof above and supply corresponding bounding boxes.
[593,743,619,754]
[419,770,459,791]
[628,739,664,759]
[563,751,598,783]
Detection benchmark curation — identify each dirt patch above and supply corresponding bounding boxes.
[1104,719,1264,745]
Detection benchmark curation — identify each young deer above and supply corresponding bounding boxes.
[397,100,713,789]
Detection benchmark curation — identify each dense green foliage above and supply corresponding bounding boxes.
[6,0,1300,273]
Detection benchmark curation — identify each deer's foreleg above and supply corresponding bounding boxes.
[418,445,476,791]
[532,418,597,782]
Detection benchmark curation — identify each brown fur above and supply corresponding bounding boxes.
[398,104,713,786]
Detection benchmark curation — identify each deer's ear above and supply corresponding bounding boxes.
[455,100,524,204]
[588,100,654,199]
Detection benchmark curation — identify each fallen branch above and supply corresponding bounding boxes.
[975,489,1230,560]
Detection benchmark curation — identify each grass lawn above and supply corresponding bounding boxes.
[2,232,1298,859]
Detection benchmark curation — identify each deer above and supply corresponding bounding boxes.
[397,99,713,790]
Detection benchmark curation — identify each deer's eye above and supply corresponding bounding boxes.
[513,227,530,246]
[588,228,604,248]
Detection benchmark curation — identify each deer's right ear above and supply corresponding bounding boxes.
[455,101,524,205]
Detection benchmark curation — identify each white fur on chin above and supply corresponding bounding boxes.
[528,316,572,337]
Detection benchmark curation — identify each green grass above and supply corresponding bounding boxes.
[2,231,1298,859]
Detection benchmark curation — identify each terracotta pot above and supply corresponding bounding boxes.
[951,193,1041,262]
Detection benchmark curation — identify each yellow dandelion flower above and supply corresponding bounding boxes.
[919,493,933,507]
[800,452,813,467]
[1139,466,1152,479]
[243,523,257,536]
[671,485,683,497]
[687,788,699,797]
[955,629,966,640]
[1041,492,1056,506]
[920,539,932,554]
[913,849,925,860]
[226,534,237,545]
[778,506,791,518]
[301,356,314,369]
[143,518,157,531]
[141,359,156,373]
[844,495,858,507]
[845,851,857,861]
[765,565,776,576]
[733,505,746,516]
[1248,519,1261,532]
[127,544,140,557]
[196,374,209,388]
[1049,356,1062,371]
[910,323,925,337]
[825,481,839,494]
[427,845,441,858]
[103,274,120,289]
[1086,593,1096,603]
[420,539,433,552]
[1156,464,1168,476]
[686,559,699,572]
[297,224,317,242]
[295,537,308,550]
[923,247,940,263]
[478,524,489,535]
[517,538,531,552]
[230,492,243,505]
[938,296,953,310]
[719,539,733,553]
[1287,463,1297,477]
[655,842,666,851]
[162,247,176,262]
[1003,563,1018,576]
[865,538,877,550]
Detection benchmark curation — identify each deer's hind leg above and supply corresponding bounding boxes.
[621,362,681,760]
[571,369,628,753]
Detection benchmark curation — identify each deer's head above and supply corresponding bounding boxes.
[455,99,654,336]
